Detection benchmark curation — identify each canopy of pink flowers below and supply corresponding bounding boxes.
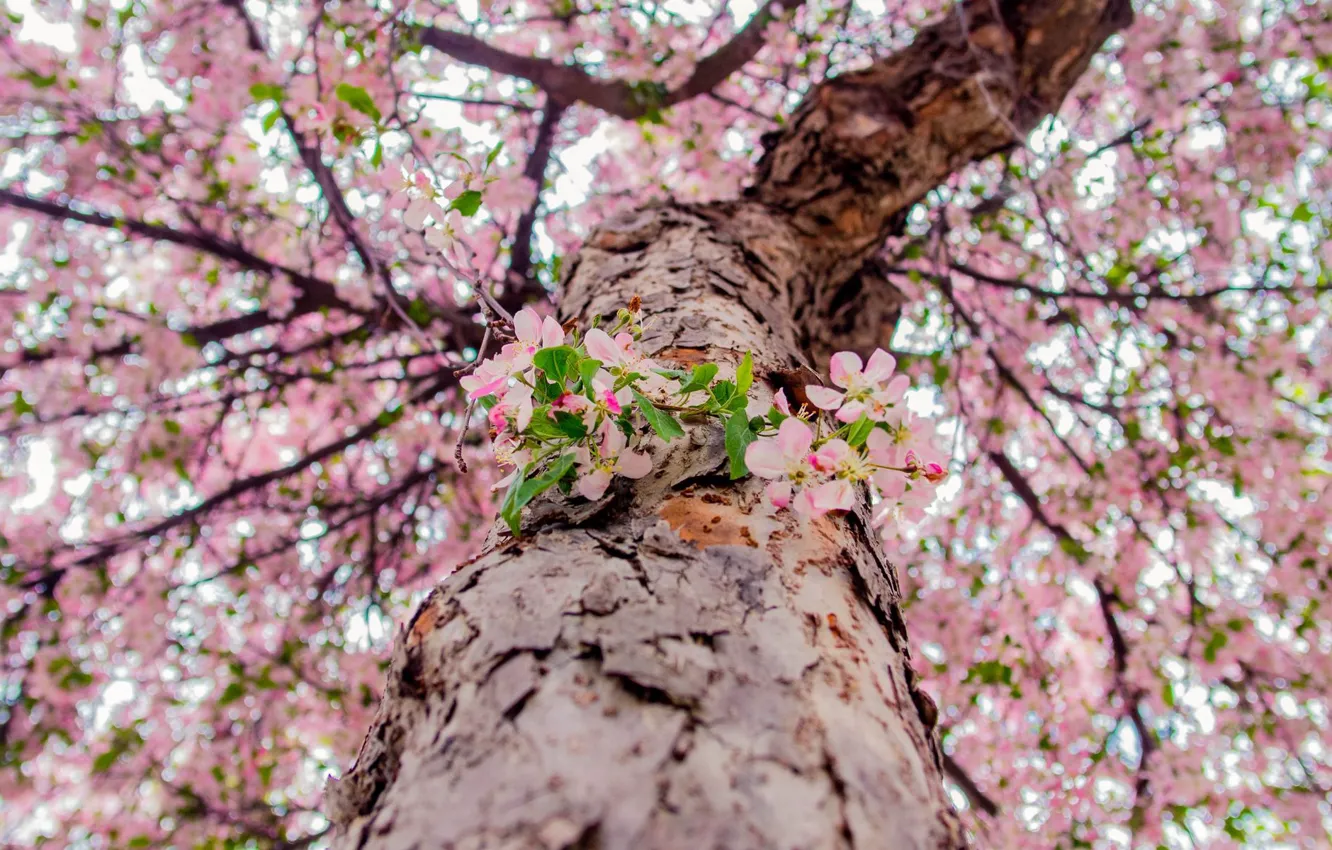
[1,0,1329,847]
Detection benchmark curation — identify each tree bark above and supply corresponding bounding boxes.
[324,2,1132,847]
[324,202,960,850]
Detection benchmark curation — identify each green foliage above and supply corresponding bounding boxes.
[334,83,381,123]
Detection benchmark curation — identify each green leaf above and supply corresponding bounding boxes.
[964,660,1013,686]
[249,82,285,102]
[260,107,282,134]
[708,380,736,411]
[375,407,404,428]
[218,682,245,706]
[1203,630,1228,663]
[735,352,754,396]
[632,390,685,441]
[533,345,578,386]
[1122,418,1142,442]
[554,411,588,439]
[17,70,58,89]
[476,394,499,411]
[335,83,381,122]
[1058,536,1092,564]
[518,453,576,504]
[845,415,874,448]
[677,363,719,395]
[485,140,504,168]
[450,190,483,217]
[10,391,35,417]
[370,139,384,169]
[724,412,757,479]
[92,749,119,774]
[525,409,567,441]
[499,468,528,535]
[406,298,432,326]
[578,358,603,392]
[500,454,577,535]
[162,419,181,435]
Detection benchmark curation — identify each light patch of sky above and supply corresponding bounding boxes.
[8,0,76,51]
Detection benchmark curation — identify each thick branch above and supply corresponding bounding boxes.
[752,0,1133,271]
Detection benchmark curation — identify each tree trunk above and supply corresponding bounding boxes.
[323,2,1133,846]
[323,202,962,849]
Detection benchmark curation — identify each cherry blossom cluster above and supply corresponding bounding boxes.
[397,145,508,269]
[461,302,760,533]
[463,305,947,539]
[745,349,948,542]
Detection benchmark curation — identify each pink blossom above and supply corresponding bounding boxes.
[460,357,514,401]
[582,329,665,392]
[745,417,815,483]
[487,384,533,434]
[806,349,910,422]
[800,479,857,515]
[503,307,565,369]
[774,388,792,416]
[404,197,446,230]
[575,424,651,500]
[492,439,531,490]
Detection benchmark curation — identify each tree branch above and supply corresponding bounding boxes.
[752,0,1134,272]
[23,375,452,591]
[504,100,566,299]
[0,188,365,351]
[942,752,1001,817]
[986,447,1159,810]
[661,0,806,108]
[415,1,805,117]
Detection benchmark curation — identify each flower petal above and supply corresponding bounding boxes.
[583,328,622,365]
[403,198,442,229]
[775,417,814,457]
[804,479,856,515]
[804,385,844,410]
[744,439,787,479]
[880,374,910,404]
[873,471,907,500]
[766,480,792,509]
[835,401,867,423]
[577,470,612,501]
[862,349,897,384]
[617,450,652,479]
[829,352,863,388]
[810,439,850,472]
[541,316,566,348]
[773,388,792,416]
[514,308,540,343]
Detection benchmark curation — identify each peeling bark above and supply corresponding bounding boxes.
[325,2,1133,847]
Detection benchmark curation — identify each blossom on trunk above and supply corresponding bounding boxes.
[502,307,566,370]
[805,349,910,423]
[745,417,819,510]
[575,423,652,500]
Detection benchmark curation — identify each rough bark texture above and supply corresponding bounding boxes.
[324,203,958,849]
[324,2,1133,847]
